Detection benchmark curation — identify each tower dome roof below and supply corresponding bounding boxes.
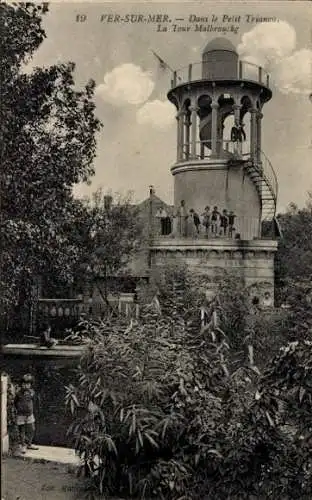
[202,37,237,54]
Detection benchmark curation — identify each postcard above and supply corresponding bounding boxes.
[1,1,311,499]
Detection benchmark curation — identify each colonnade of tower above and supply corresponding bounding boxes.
[174,93,264,165]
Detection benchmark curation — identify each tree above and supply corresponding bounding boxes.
[0,3,102,329]
[75,189,143,305]
[212,339,312,499]
[273,195,312,348]
[275,194,312,301]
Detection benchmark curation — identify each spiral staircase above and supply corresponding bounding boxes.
[199,112,278,222]
[244,153,277,221]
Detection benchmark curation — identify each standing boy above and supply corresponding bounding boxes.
[228,211,236,238]
[211,206,220,236]
[190,209,201,235]
[220,209,229,236]
[202,206,211,237]
[15,374,39,453]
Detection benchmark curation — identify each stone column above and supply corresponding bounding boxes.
[176,110,184,162]
[216,119,223,156]
[233,104,241,127]
[184,112,191,160]
[256,111,263,165]
[1,374,9,455]
[250,108,258,164]
[190,105,198,159]
[211,102,219,157]
[233,104,242,155]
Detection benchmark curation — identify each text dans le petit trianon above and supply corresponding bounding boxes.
[75,14,279,24]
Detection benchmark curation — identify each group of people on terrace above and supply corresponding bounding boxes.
[156,202,239,239]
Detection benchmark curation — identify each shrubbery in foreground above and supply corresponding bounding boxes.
[66,270,312,499]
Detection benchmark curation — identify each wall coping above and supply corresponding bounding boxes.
[2,344,86,358]
[151,238,278,252]
[171,158,236,175]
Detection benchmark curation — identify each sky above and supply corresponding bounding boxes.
[28,1,312,212]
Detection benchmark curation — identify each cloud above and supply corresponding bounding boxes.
[237,21,296,68]
[95,63,176,128]
[237,21,311,95]
[96,63,155,106]
[274,49,312,95]
[136,100,176,129]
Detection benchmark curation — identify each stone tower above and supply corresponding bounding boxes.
[150,37,279,306]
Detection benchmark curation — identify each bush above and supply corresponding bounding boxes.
[214,339,312,499]
[66,268,312,499]
[65,268,257,498]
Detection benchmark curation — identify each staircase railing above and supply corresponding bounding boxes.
[259,150,278,203]
[244,151,278,220]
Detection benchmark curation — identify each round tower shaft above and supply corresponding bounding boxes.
[167,37,276,240]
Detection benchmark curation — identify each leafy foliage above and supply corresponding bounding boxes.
[65,268,257,499]
[66,266,312,499]
[275,194,312,302]
[0,0,143,341]
[0,3,101,321]
[77,189,143,300]
[274,195,312,342]
[216,339,312,499]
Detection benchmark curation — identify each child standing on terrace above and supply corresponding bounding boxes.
[202,206,211,236]
[15,373,39,453]
[228,210,236,238]
[220,209,229,236]
[211,206,220,236]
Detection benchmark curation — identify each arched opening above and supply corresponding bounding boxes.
[217,93,235,156]
[240,95,253,156]
[197,94,212,116]
[182,97,191,111]
[197,94,212,157]
[223,114,235,152]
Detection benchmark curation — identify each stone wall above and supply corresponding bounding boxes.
[1,374,9,454]
[151,238,277,303]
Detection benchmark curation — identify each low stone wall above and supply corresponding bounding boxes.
[1,374,9,454]
[151,237,278,305]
